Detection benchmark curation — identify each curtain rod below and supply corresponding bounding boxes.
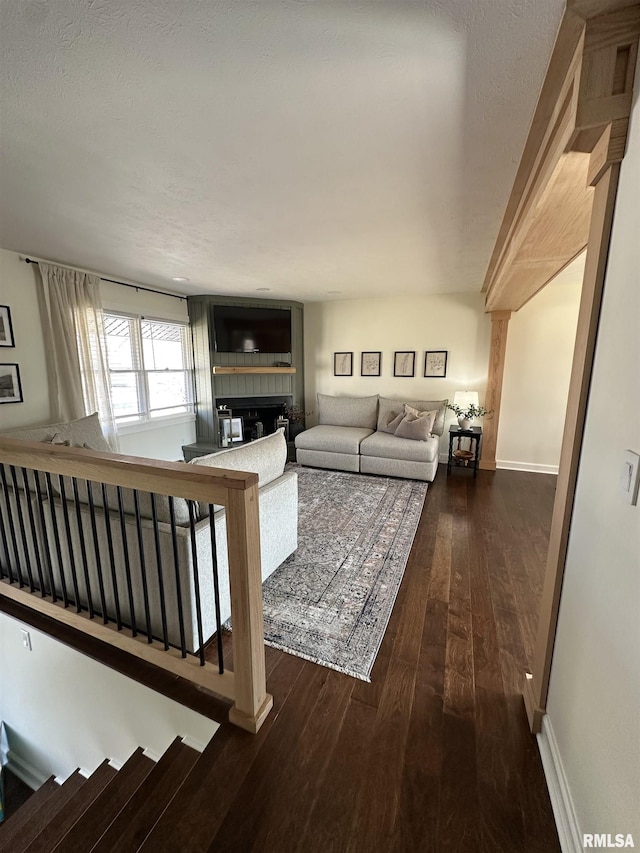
[24,257,187,302]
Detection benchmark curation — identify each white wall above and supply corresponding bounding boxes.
[497,257,583,473]
[0,248,195,457]
[0,613,217,787]
[0,250,50,430]
[303,292,491,457]
[544,66,640,845]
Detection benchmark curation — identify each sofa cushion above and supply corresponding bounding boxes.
[295,424,373,454]
[1,412,112,452]
[360,431,440,464]
[317,394,379,430]
[379,411,405,434]
[190,428,287,487]
[1,413,112,494]
[377,398,448,437]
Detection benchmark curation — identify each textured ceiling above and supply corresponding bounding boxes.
[0,0,564,301]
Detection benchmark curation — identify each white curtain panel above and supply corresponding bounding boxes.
[37,262,119,450]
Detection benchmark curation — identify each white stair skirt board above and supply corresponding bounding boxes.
[6,749,49,791]
[497,460,559,474]
[537,715,583,853]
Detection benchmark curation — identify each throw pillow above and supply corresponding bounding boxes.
[380,411,404,434]
[394,408,437,441]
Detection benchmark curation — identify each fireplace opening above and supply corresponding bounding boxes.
[216,396,293,442]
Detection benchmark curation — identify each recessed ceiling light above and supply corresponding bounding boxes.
[172,276,189,282]
[256,287,271,291]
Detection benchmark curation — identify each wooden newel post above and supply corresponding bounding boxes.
[225,483,274,733]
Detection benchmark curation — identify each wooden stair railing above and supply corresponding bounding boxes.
[0,437,273,734]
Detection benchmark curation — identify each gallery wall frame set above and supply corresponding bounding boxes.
[0,363,23,403]
[333,349,448,378]
[0,306,15,348]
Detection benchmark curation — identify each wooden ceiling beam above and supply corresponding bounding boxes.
[483,3,640,313]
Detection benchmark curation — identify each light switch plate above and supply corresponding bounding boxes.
[21,628,32,651]
[620,450,640,506]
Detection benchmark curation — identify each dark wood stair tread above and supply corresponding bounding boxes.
[0,770,86,853]
[0,777,58,853]
[22,759,117,853]
[51,747,155,853]
[90,738,200,853]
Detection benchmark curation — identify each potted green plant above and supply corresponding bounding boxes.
[447,401,491,431]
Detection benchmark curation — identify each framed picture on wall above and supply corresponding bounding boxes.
[361,351,381,377]
[393,351,415,378]
[0,363,23,403]
[424,350,448,378]
[0,306,15,348]
[334,352,353,376]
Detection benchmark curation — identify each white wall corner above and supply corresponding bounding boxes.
[537,715,583,853]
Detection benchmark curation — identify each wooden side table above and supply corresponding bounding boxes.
[447,426,482,478]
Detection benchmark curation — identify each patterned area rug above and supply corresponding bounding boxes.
[261,465,428,681]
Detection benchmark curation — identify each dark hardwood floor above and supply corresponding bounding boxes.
[2,465,560,851]
[141,465,561,853]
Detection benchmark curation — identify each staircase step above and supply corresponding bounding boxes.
[0,770,86,853]
[90,738,200,853]
[22,760,117,853]
[51,748,155,853]
[0,777,58,853]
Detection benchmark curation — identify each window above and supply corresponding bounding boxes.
[104,313,194,425]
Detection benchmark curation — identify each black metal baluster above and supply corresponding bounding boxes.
[34,471,57,601]
[45,472,69,607]
[116,486,137,636]
[86,483,109,623]
[208,505,224,675]
[0,465,21,585]
[9,466,34,591]
[0,467,15,582]
[150,494,169,650]
[21,468,46,595]
[100,484,122,630]
[57,476,81,613]
[168,496,187,659]
[71,478,94,619]
[188,501,205,665]
[133,490,152,643]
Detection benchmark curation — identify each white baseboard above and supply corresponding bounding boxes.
[7,749,48,791]
[497,459,559,474]
[537,715,582,853]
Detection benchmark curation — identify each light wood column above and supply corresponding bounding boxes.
[226,484,274,733]
[479,310,511,471]
[524,161,620,732]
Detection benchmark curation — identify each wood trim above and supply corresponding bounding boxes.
[484,5,639,314]
[482,10,587,292]
[0,580,236,700]
[212,366,296,375]
[525,161,620,732]
[479,312,511,471]
[0,437,257,505]
[225,485,273,733]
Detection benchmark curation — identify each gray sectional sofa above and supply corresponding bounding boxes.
[295,394,448,482]
[0,415,298,652]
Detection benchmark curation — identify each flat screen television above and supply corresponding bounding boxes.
[213,305,292,354]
